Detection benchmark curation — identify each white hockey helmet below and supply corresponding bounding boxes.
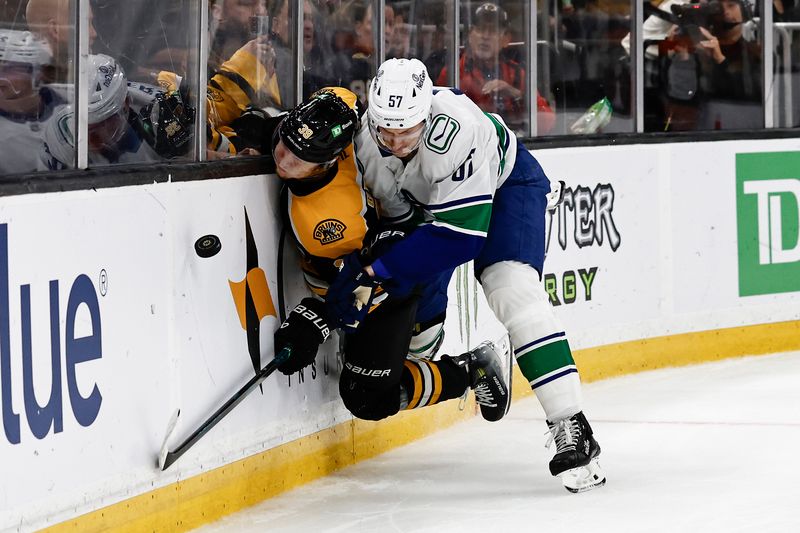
[42,105,76,168]
[87,53,128,124]
[368,58,432,131]
[0,29,52,66]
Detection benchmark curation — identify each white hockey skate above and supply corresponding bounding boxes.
[557,458,606,493]
[546,411,606,493]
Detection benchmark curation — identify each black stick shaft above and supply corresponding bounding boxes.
[161,347,291,470]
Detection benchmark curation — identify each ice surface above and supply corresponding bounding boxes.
[196,351,800,532]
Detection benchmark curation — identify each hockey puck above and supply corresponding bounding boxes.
[194,234,222,258]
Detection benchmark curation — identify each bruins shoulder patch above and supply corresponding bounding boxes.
[313,219,347,244]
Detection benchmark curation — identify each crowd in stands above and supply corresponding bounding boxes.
[0,0,795,174]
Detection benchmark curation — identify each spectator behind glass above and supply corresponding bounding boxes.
[621,0,689,60]
[269,0,337,106]
[330,0,375,102]
[661,0,761,130]
[0,29,66,174]
[25,0,97,84]
[384,4,411,59]
[209,0,268,71]
[773,0,800,21]
[435,2,555,134]
[420,0,450,82]
[205,0,282,114]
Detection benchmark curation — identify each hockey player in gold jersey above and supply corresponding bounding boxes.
[267,88,510,424]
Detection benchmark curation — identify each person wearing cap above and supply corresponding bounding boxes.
[435,2,555,134]
[268,88,510,424]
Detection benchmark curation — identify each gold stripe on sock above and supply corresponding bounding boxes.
[404,360,423,409]
[428,361,443,405]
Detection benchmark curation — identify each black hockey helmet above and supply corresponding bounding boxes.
[277,89,359,164]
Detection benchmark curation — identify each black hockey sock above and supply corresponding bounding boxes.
[400,356,469,410]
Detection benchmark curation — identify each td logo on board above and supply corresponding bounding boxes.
[736,152,800,296]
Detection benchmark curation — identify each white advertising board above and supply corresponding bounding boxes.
[1,136,799,530]
[533,138,800,347]
[0,176,503,531]
[534,145,664,348]
[668,141,800,327]
[0,187,172,529]
[166,177,349,474]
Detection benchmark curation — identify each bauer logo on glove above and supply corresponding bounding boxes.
[280,301,331,340]
[274,297,331,375]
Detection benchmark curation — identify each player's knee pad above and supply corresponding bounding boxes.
[339,374,401,421]
[480,260,562,341]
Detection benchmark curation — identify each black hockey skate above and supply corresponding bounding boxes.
[452,342,510,422]
[546,411,606,493]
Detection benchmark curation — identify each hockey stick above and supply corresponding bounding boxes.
[277,226,287,323]
[157,346,292,471]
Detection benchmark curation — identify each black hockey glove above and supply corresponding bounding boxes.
[325,251,381,333]
[230,106,278,155]
[140,90,196,158]
[275,297,331,375]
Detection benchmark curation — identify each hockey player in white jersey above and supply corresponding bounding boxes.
[38,54,195,169]
[341,58,606,492]
[0,29,66,174]
[39,54,157,169]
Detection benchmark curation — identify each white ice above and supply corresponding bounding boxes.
[196,351,800,532]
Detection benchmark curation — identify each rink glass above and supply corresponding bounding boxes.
[0,0,790,179]
[0,0,78,173]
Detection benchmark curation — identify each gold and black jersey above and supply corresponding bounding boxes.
[283,143,379,297]
[279,86,375,297]
[207,47,278,128]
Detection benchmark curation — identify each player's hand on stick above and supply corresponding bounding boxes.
[274,297,331,375]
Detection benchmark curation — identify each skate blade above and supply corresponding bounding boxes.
[558,458,606,493]
[503,337,512,417]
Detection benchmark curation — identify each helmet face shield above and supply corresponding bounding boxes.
[0,29,50,105]
[88,108,128,152]
[0,62,35,98]
[369,120,426,157]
